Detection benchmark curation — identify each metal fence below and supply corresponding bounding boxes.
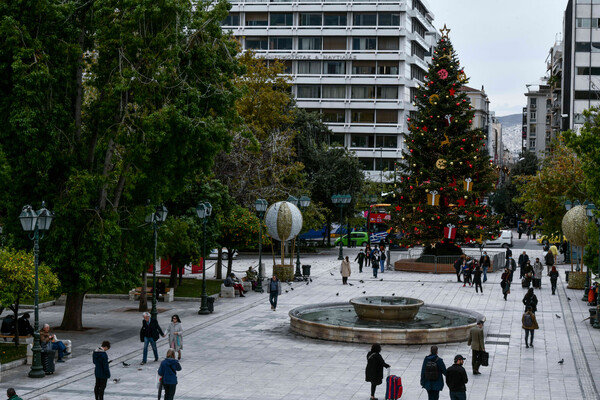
[390,248,506,273]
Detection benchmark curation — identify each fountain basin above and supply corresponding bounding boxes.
[289,302,484,344]
[350,296,424,321]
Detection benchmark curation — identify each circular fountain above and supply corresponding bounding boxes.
[289,296,484,344]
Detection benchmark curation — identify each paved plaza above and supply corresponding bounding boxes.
[1,244,599,400]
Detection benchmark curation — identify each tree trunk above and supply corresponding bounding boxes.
[216,250,223,280]
[226,251,233,278]
[178,266,183,286]
[326,216,331,247]
[12,301,19,347]
[139,269,148,312]
[169,262,178,289]
[60,293,85,330]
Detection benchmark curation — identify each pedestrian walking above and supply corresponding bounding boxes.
[473,263,483,294]
[549,243,559,265]
[544,250,554,276]
[341,256,351,285]
[522,261,533,288]
[371,249,380,278]
[467,320,485,375]
[522,288,538,314]
[365,244,372,268]
[501,268,511,301]
[479,252,490,283]
[505,255,516,282]
[522,306,539,348]
[534,257,544,289]
[140,312,165,365]
[420,345,447,400]
[267,275,281,311]
[356,249,366,273]
[365,343,390,400]
[6,388,23,400]
[158,349,182,400]
[446,355,468,400]
[461,258,472,287]
[454,255,465,283]
[93,340,111,400]
[165,315,183,360]
[518,251,529,279]
[379,245,387,273]
[550,266,559,295]
[561,240,568,263]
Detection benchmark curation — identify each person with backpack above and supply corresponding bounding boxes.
[522,288,538,314]
[420,345,447,400]
[365,343,390,400]
[522,306,539,348]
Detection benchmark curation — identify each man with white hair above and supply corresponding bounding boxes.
[39,324,70,362]
[139,312,164,365]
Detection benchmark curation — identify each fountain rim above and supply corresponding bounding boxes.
[349,296,425,308]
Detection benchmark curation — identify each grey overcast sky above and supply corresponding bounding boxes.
[426,0,567,117]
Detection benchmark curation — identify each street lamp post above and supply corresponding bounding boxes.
[145,204,168,322]
[332,194,352,260]
[254,199,268,293]
[196,202,212,315]
[19,202,54,379]
[365,194,378,246]
[290,196,311,280]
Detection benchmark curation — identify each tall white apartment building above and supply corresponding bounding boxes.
[523,84,551,158]
[222,0,438,181]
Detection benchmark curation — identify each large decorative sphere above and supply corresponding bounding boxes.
[265,201,303,242]
[562,205,588,246]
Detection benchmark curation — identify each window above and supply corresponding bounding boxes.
[270,37,292,50]
[577,67,600,75]
[270,13,293,26]
[281,60,292,74]
[379,13,400,26]
[353,37,376,50]
[411,65,425,81]
[530,98,537,108]
[574,42,600,52]
[379,37,399,51]
[576,18,600,28]
[351,110,375,123]
[323,37,346,50]
[411,17,426,38]
[351,86,376,99]
[574,90,600,99]
[412,0,427,16]
[353,13,376,26]
[330,134,345,147]
[300,13,322,26]
[352,61,376,74]
[322,85,346,99]
[324,13,347,26]
[245,13,268,26]
[378,61,399,75]
[375,158,396,171]
[529,124,536,136]
[359,158,375,170]
[411,41,426,59]
[409,87,418,101]
[299,37,322,50]
[351,135,373,148]
[246,37,268,50]
[297,85,321,98]
[298,61,321,74]
[530,111,536,122]
[376,110,398,124]
[529,139,536,149]
[376,135,398,148]
[323,109,345,123]
[377,86,398,99]
[222,13,240,26]
[324,61,345,75]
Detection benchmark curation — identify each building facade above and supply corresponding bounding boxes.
[523,84,551,158]
[222,0,438,181]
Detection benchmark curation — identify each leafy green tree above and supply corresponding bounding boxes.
[0,248,59,345]
[160,216,199,289]
[392,34,498,254]
[0,0,242,329]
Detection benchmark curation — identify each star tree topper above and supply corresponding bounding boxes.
[440,24,451,39]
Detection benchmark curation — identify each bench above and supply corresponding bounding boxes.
[0,334,33,343]
[26,339,72,364]
[128,287,174,302]
[220,281,251,298]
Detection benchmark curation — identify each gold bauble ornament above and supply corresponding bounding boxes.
[436,159,447,169]
[562,205,588,246]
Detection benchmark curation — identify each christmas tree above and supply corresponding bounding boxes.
[393,26,499,254]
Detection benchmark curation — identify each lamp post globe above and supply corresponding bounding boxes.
[20,202,54,379]
[254,199,268,292]
[197,202,212,315]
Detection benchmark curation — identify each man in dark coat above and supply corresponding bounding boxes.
[467,320,485,375]
[446,355,468,400]
[17,313,34,336]
[518,251,529,279]
[453,255,465,283]
[420,345,447,400]
[505,255,516,282]
[140,312,165,365]
[93,340,111,400]
[479,252,491,282]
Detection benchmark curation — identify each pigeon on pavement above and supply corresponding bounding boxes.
[558,359,564,364]
[555,314,561,319]
[122,362,130,367]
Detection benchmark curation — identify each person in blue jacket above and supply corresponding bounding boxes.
[93,340,111,400]
[158,348,182,400]
[420,345,447,400]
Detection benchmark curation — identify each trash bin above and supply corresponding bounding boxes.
[207,297,215,313]
[302,265,311,277]
[590,308,597,326]
[565,271,570,283]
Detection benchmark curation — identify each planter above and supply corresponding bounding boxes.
[273,264,294,282]
[567,271,586,289]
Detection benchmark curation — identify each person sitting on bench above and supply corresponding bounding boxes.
[245,267,258,289]
[224,273,247,297]
[40,324,70,362]
[18,313,34,336]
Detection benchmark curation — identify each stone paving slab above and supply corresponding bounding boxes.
[0,246,598,400]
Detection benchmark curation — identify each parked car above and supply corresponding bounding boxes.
[208,248,238,259]
[334,232,369,247]
[482,230,513,248]
[537,235,568,246]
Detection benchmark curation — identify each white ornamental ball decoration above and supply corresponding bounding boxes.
[562,205,588,246]
[265,201,303,242]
